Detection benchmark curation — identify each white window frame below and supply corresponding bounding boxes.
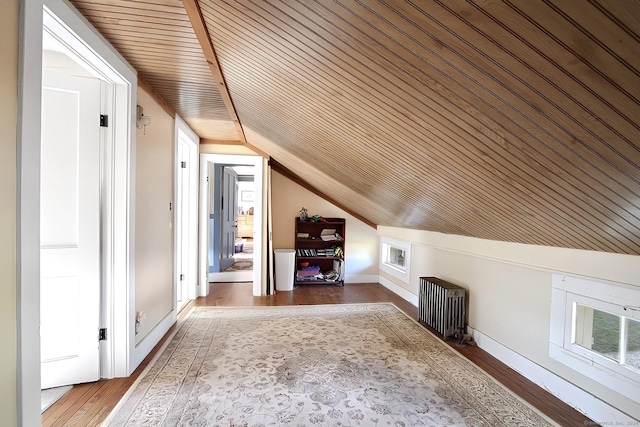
[380,237,411,282]
[550,274,640,398]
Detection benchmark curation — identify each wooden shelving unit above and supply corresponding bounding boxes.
[295,217,345,286]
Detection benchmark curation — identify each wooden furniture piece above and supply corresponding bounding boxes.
[237,214,254,238]
[295,217,345,286]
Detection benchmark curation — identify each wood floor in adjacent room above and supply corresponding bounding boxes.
[42,282,595,426]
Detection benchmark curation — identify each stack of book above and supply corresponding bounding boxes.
[297,249,317,257]
[316,248,335,257]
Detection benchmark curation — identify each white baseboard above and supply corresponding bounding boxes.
[130,310,176,374]
[345,274,380,284]
[468,327,637,424]
[378,275,419,307]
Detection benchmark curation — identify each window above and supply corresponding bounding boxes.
[387,246,406,269]
[380,237,411,282]
[573,302,640,372]
[550,275,640,397]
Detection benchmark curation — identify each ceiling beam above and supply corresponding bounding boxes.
[200,139,244,145]
[244,143,271,159]
[200,139,270,158]
[181,0,247,144]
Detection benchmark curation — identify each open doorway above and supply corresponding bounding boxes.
[198,154,265,297]
[209,165,255,283]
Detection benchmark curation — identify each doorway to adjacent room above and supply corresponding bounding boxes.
[210,165,255,283]
[199,153,265,297]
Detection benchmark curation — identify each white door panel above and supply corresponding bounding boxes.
[40,88,79,248]
[176,139,188,308]
[41,71,101,389]
[41,276,80,361]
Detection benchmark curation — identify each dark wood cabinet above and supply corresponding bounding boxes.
[295,217,345,286]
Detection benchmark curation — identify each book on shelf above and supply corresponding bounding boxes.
[320,228,342,241]
[297,249,319,257]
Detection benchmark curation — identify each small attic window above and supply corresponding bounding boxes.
[386,246,406,269]
[550,274,640,398]
[380,237,411,282]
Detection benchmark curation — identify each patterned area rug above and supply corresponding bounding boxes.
[105,304,557,426]
[225,259,253,271]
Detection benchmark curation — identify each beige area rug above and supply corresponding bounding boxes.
[104,304,558,426]
[225,259,253,271]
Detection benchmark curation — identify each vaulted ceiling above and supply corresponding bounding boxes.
[70,0,640,255]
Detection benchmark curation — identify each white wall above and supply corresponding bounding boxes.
[378,226,640,421]
[134,88,175,343]
[271,171,379,282]
[238,180,254,214]
[0,1,18,424]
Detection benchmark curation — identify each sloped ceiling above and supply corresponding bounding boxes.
[70,0,640,255]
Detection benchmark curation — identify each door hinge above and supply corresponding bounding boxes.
[100,114,108,127]
[206,176,209,183]
[180,273,185,281]
[99,328,107,341]
[181,161,187,169]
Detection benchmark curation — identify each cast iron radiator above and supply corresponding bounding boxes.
[419,277,466,338]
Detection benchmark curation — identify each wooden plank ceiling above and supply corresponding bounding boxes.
[70,0,640,255]
[71,0,238,139]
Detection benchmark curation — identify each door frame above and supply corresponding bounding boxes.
[18,0,136,422]
[199,154,265,297]
[174,115,199,309]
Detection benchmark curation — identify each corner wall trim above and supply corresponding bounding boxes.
[468,327,636,424]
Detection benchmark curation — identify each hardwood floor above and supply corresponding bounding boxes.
[43,282,595,426]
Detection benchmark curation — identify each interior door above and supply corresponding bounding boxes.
[220,167,238,271]
[40,71,101,389]
[176,135,190,309]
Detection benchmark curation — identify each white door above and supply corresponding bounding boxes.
[40,71,102,389]
[176,137,189,309]
[220,167,238,271]
[176,128,199,307]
